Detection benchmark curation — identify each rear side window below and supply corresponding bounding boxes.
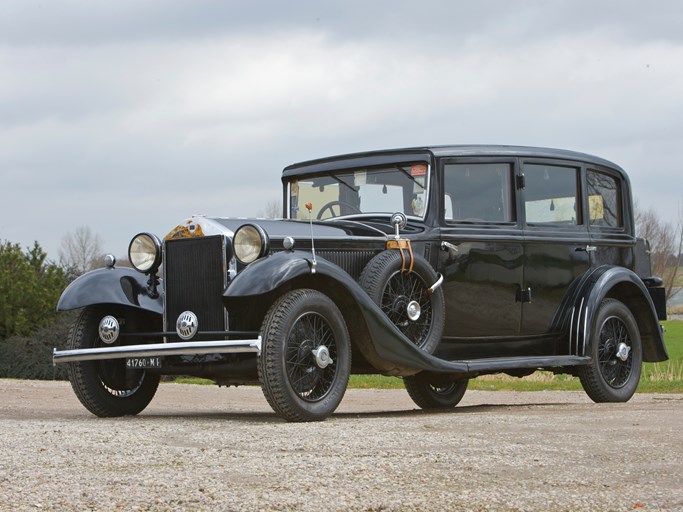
[524,164,580,224]
[443,163,514,222]
[587,169,622,228]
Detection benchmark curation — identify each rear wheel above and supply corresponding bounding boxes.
[578,299,642,402]
[67,306,160,417]
[404,373,468,409]
[258,289,351,422]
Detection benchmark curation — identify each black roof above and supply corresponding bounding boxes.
[282,145,625,178]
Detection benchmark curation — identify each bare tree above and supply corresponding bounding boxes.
[59,226,105,277]
[260,198,282,219]
[634,200,683,301]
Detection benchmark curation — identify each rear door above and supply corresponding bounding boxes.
[520,160,591,337]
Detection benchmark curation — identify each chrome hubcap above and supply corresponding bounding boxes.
[312,345,333,368]
[615,342,631,362]
[406,300,421,321]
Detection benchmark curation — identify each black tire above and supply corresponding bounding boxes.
[258,289,351,422]
[578,299,642,403]
[359,250,445,353]
[404,373,468,409]
[66,306,160,417]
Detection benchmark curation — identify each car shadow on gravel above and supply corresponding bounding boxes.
[135,402,570,423]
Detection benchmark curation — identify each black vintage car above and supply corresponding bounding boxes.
[53,145,668,421]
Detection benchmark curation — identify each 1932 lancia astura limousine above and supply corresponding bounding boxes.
[53,145,668,421]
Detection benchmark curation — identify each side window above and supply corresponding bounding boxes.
[587,169,622,228]
[443,163,514,222]
[524,164,579,224]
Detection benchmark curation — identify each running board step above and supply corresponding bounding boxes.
[456,355,590,373]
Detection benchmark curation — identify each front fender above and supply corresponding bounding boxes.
[57,267,164,315]
[225,251,468,374]
[565,266,667,362]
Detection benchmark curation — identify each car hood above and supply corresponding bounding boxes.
[164,215,406,241]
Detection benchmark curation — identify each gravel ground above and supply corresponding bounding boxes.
[1,379,681,511]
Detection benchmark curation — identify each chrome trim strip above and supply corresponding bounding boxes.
[576,297,585,355]
[53,337,262,365]
[581,298,588,356]
[568,306,575,354]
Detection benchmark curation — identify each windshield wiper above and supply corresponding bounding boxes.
[396,165,425,189]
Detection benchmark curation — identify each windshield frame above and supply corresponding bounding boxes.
[285,162,432,222]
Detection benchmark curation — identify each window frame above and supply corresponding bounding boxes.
[520,158,585,230]
[585,167,625,232]
[440,157,519,227]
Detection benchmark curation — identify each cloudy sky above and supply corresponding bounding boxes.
[1,0,682,261]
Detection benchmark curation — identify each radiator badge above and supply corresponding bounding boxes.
[165,220,206,240]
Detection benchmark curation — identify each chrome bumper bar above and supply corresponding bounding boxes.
[53,337,262,365]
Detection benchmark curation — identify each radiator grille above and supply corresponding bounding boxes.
[164,236,227,336]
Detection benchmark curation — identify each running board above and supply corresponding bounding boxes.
[459,355,590,373]
[53,338,262,365]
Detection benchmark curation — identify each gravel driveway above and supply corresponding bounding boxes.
[1,380,681,511]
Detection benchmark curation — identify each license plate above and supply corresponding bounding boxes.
[126,357,161,369]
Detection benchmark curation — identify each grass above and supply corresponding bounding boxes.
[172,320,683,393]
[349,320,683,393]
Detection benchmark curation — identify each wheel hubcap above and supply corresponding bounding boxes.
[312,345,333,368]
[615,342,631,362]
[406,301,421,321]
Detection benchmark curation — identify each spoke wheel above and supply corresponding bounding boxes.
[404,374,468,409]
[579,299,642,403]
[359,250,444,353]
[67,306,159,417]
[259,289,351,422]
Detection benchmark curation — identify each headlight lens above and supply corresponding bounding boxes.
[233,224,268,264]
[128,233,162,273]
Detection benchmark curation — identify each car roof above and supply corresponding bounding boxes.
[282,145,626,178]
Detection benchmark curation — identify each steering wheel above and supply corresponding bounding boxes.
[316,200,362,219]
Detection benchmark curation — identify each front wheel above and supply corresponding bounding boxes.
[578,299,642,402]
[66,306,160,417]
[258,289,351,422]
[404,373,468,409]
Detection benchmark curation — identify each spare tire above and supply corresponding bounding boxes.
[359,250,445,354]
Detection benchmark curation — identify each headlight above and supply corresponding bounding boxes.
[233,224,269,265]
[128,232,162,273]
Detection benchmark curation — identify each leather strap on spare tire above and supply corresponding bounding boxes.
[359,250,445,354]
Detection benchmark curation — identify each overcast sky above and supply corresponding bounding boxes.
[1,0,682,261]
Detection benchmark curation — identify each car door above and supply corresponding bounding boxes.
[438,159,524,342]
[520,160,591,338]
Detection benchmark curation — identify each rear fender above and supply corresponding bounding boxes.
[562,266,667,362]
[57,267,164,315]
[225,251,468,374]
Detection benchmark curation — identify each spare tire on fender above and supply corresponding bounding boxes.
[358,250,445,354]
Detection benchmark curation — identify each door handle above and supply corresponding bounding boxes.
[575,245,597,253]
[441,241,459,254]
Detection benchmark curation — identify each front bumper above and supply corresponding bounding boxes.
[53,337,262,365]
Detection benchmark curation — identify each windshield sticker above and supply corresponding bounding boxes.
[291,181,299,196]
[354,170,367,186]
[411,164,427,176]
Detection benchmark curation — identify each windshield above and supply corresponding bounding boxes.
[287,162,430,220]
